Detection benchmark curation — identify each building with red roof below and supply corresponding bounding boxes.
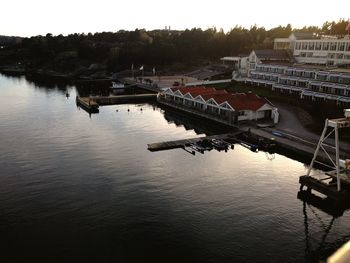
[158,86,279,125]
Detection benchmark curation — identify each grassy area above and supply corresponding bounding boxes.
[203,81,301,104]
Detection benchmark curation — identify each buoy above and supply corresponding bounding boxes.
[116,109,118,112]
[127,109,130,112]
[140,108,143,111]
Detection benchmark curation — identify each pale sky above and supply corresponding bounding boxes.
[1,0,349,37]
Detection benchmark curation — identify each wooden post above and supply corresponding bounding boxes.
[335,124,341,191]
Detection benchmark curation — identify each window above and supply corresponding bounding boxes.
[309,43,315,50]
[317,74,328,81]
[315,42,322,50]
[346,43,350,51]
[286,69,293,76]
[294,71,302,77]
[338,42,345,51]
[329,75,339,82]
[330,43,337,51]
[322,42,329,50]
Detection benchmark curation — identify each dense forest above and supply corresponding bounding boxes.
[0,19,349,76]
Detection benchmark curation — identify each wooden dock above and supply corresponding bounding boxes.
[76,93,157,113]
[90,94,157,105]
[76,96,99,113]
[147,132,241,152]
[326,170,350,185]
[299,175,350,201]
[123,78,162,93]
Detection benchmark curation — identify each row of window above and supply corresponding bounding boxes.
[254,66,350,84]
[295,41,350,51]
[297,52,350,59]
[251,72,350,87]
[255,65,285,74]
[255,66,317,79]
[252,75,349,93]
[309,84,349,96]
[248,80,350,105]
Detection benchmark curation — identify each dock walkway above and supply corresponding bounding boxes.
[90,94,157,105]
[147,132,241,152]
[76,96,99,112]
[246,127,349,165]
[123,78,161,93]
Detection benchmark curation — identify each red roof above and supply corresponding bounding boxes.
[169,86,269,111]
[226,93,267,111]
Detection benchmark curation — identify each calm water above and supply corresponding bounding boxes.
[0,74,349,263]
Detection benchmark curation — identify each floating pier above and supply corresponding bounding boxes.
[76,93,157,113]
[147,132,241,152]
[299,175,349,201]
[299,111,350,201]
[91,93,157,105]
[76,96,99,113]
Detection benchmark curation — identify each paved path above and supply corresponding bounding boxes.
[273,101,350,152]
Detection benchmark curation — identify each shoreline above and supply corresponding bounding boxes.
[2,69,349,165]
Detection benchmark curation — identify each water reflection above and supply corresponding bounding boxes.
[1,73,350,263]
[298,190,350,262]
[162,107,234,135]
[24,74,74,94]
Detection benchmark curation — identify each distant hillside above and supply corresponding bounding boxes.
[0,35,22,46]
[0,18,349,78]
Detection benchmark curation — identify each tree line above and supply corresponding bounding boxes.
[1,19,349,73]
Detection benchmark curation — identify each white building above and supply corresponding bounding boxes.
[274,32,350,66]
[220,56,249,77]
[245,63,350,106]
[247,49,291,73]
[159,86,279,124]
[226,32,350,106]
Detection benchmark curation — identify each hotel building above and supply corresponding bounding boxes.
[274,32,350,66]
[235,33,350,106]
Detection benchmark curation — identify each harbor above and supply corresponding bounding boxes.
[2,73,350,262]
[3,1,350,261]
[76,78,350,203]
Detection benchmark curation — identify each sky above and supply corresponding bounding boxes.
[1,0,349,37]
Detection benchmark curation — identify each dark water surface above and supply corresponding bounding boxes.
[0,74,349,263]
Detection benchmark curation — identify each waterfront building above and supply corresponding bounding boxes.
[159,86,279,124]
[220,56,249,77]
[274,32,350,66]
[245,63,350,106]
[227,32,350,106]
[248,49,291,71]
